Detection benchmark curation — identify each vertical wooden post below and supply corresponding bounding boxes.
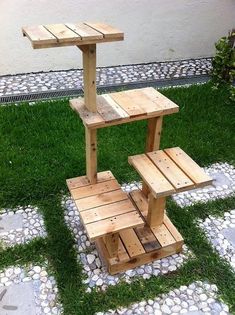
[147,193,165,227]
[104,233,119,258]
[85,126,97,184]
[142,116,163,196]
[82,44,97,112]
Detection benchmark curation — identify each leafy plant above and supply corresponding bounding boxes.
[211,29,235,101]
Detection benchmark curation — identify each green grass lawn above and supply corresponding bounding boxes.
[0,82,235,314]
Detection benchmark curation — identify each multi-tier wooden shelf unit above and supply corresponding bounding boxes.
[23,22,212,274]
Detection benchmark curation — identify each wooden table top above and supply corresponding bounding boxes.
[22,22,124,49]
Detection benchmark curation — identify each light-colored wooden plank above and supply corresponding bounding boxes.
[84,22,123,39]
[100,94,129,119]
[75,189,128,211]
[120,229,145,257]
[66,171,114,190]
[129,190,148,217]
[80,199,136,224]
[147,194,165,227]
[148,150,194,190]
[134,225,161,252]
[110,92,145,117]
[164,214,184,243]
[65,23,103,40]
[69,98,104,127]
[151,224,176,247]
[44,24,80,42]
[104,233,119,257]
[22,25,57,45]
[128,154,175,198]
[142,87,179,114]
[71,179,120,200]
[82,44,97,112]
[86,211,144,241]
[118,238,130,262]
[164,147,213,187]
[97,95,122,122]
[85,127,97,184]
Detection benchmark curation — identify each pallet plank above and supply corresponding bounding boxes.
[44,24,80,42]
[164,147,212,187]
[151,224,176,247]
[86,211,144,241]
[134,225,161,252]
[80,199,136,224]
[128,154,175,197]
[101,94,130,119]
[164,214,184,243]
[147,150,194,190]
[70,179,120,200]
[84,22,123,39]
[97,95,122,122]
[65,23,103,40]
[75,189,128,211]
[110,92,145,117]
[22,25,57,45]
[129,189,148,217]
[120,229,145,257]
[66,171,114,190]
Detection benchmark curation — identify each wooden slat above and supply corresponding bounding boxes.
[71,179,120,200]
[80,199,136,224]
[104,233,119,257]
[84,22,123,39]
[147,150,194,190]
[135,226,161,252]
[44,24,80,42]
[65,23,103,40]
[124,89,164,115]
[86,211,144,241]
[151,224,176,247]
[128,154,175,197]
[100,94,129,119]
[142,87,179,114]
[69,98,104,127]
[97,95,122,122]
[164,214,184,243]
[164,147,212,186]
[110,92,145,117]
[22,25,57,45]
[75,189,128,211]
[120,229,145,257]
[66,171,114,190]
[129,190,148,217]
[118,238,130,262]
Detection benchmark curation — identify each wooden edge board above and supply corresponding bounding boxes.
[129,189,148,217]
[22,25,57,45]
[163,214,184,242]
[66,170,115,191]
[119,229,145,257]
[86,211,144,241]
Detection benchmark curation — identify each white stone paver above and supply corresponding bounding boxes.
[0,206,46,249]
[199,209,235,270]
[96,281,230,315]
[0,262,62,314]
[173,163,235,207]
[63,195,192,291]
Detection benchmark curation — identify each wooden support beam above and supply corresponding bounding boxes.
[104,233,119,257]
[147,194,165,227]
[142,116,163,196]
[82,44,97,112]
[85,127,97,184]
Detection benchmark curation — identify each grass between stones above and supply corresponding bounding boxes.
[0,82,235,314]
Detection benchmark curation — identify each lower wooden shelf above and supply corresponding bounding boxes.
[67,171,184,275]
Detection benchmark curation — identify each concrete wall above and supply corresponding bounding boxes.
[0,0,235,75]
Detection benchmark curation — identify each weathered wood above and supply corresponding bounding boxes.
[134,225,161,252]
[66,171,114,190]
[120,229,145,257]
[111,91,144,117]
[85,127,97,184]
[151,224,176,247]
[147,194,165,227]
[104,233,119,257]
[97,95,122,122]
[82,44,97,112]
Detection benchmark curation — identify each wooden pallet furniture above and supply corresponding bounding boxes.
[23,22,212,275]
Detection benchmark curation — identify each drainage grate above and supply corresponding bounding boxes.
[0,75,210,104]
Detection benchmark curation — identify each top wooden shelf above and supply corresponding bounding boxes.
[22,22,124,49]
[70,87,179,129]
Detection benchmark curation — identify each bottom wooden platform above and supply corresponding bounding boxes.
[67,171,184,275]
[96,190,184,275]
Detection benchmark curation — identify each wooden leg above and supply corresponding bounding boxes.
[85,127,97,184]
[82,44,97,112]
[147,193,165,227]
[104,233,119,258]
[142,116,163,196]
